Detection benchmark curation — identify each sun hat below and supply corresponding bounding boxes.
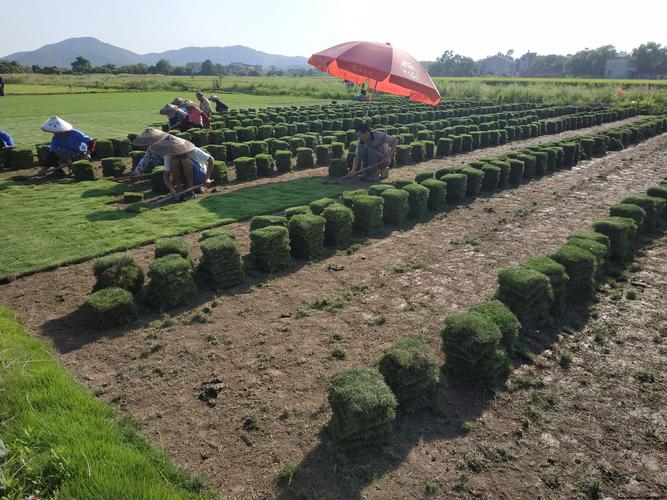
[41,116,73,133]
[171,97,184,106]
[209,95,219,100]
[183,99,196,107]
[159,104,178,115]
[133,128,168,147]
[195,91,204,98]
[150,134,195,156]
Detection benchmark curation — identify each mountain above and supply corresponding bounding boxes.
[1,37,309,69]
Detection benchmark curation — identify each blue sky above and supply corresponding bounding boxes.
[2,0,666,60]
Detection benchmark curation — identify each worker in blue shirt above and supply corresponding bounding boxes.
[0,129,14,148]
[40,116,96,176]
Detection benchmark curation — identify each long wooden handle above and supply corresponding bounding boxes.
[149,184,204,208]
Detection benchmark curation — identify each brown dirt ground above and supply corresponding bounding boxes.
[0,128,665,499]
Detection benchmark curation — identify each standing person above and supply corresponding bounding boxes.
[0,75,5,96]
[195,92,212,116]
[159,104,188,131]
[129,128,167,176]
[40,116,96,177]
[350,122,397,181]
[0,129,14,148]
[150,135,214,201]
[209,95,229,113]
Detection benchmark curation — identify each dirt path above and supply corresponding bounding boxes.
[0,132,665,498]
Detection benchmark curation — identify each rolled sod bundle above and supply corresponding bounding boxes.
[223,129,238,142]
[296,147,315,169]
[646,186,667,216]
[460,134,473,152]
[393,179,414,189]
[469,299,521,354]
[190,130,209,147]
[436,137,453,157]
[342,189,368,208]
[489,162,509,189]
[84,287,137,329]
[273,150,293,173]
[561,142,579,167]
[315,144,331,166]
[480,165,501,192]
[622,195,664,231]
[254,153,275,177]
[609,203,646,230]
[93,139,114,160]
[155,237,190,259]
[566,237,608,280]
[205,144,227,162]
[532,151,548,176]
[288,213,326,259]
[450,135,462,155]
[420,178,446,211]
[231,143,251,159]
[380,188,409,225]
[146,254,198,309]
[441,173,467,203]
[593,217,637,262]
[284,205,311,218]
[496,266,553,326]
[234,156,258,181]
[111,138,132,157]
[208,130,224,144]
[250,215,288,232]
[422,140,435,160]
[199,235,245,288]
[100,157,126,177]
[395,145,412,165]
[461,167,483,198]
[150,166,168,193]
[328,368,397,447]
[330,142,346,159]
[248,140,268,156]
[579,138,594,159]
[309,197,337,215]
[72,160,95,181]
[403,183,430,218]
[549,245,597,302]
[92,253,144,295]
[592,136,608,156]
[352,195,384,234]
[199,228,236,241]
[212,160,228,185]
[441,311,509,385]
[130,151,145,168]
[567,230,610,251]
[521,256,569,314]
[237,126,256,142]
[378,337,439,410]
[328,158,348,177]
[507,159,524,186]
[414,171,434,184]
[250,225,292,272]
[516,154,536,180]
[410,141,426,163]
[368,184,393,196]
[323,203,353,247]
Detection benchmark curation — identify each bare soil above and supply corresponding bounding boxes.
[1,129,665,499]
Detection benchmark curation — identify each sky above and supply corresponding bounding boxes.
[1,0,666,61]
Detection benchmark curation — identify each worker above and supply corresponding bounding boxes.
[0,75,5,96]
[40,116,96,176]
[209,95,229,113]
[150,135,214,201]
[0,129,14,148]
[159,104,188,131]
[182,100,211,129]
[129,128,167,176]
[350,122,397,181]
[195,91,212,116]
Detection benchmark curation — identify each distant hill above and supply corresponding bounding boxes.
[1,37,309,69]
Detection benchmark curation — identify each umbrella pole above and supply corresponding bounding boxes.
[363,80,378,122]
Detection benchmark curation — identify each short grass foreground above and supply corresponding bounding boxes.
[0,306,207,498]
[0,177,350,280]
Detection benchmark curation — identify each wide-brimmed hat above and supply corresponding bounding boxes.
[195,91,204,98]
[183,99,196,107]
[133,128,168,147]
[150,134,195,156]
[159,104,177,115]
[171,97,184,106]
[41,116,73,133]
[209,95,219,100]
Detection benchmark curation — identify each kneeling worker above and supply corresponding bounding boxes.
[40,116,96,176]
[351,122,397,181]
[0,129,14,148]
[129,128,167,176]
[150,135,214,201]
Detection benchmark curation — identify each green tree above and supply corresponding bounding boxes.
[154,59,173,75]
[525,54,567,77]
[199,59,217,76]
[564,45,617,77]
[71,56,93,74]
[632,42,667,77]
[429,50,478,77]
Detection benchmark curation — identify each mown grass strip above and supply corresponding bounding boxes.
[0,305,209,498]
[0,176,351,280]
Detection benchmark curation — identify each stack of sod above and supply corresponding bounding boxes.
[288,214,326,259]
[368,184,393,196]
[111,138,132,157]
[414,171,434,184]
[420,178,446,211]
[323,204,354,247]
[567,230,611,251]
[410,142,426,163]
[593,217,637,262]
[234,157,257,181]
[393,179,414,189]
[130,151,145,168]
[284,205,311,218]
[441,311,509,385]
[395,145,412,165]
[490,161,510,189]
[254,154,275,177]
[380,188,409,225]
[315,144,331,166]
[496,266,553,326]
[154,237,190,259]
[622,195,665,231]
[150,166,168,193]
[199,235,245,288]
[92,253,144,296]
[200,228,236,241]
[469,300,521,354]
[36,144,51,166]
[100,157,126,177]
[250,215,288,231]
[84,287,137,329]
[423,140,436,160]
[72,160,95,181]
[609,203,646,229]
[646,186,667,216]
[403,183,430,218]
[480,165,501,191]
[146,254,197,309]
[565,237,609,280]
[352,195,384,235]
[532,151,548,176]
[378,338,440,410]
[330,142,346,159]
[212,160,228,184]
[342,189,368,208]
[516,154,536,180]
[440,173,466,203]
[309,197,337,215]
[328,368,397,447]
[205,145,226,161]
[436,137,453,157]
[250,225,292,272]
[328,158,348,177]
[273,150,293,173]
[549,245,597,302]
[93,140,114,160]
[561,142,579,167]
[521,256,569,314]
[507,159,524,186]
[296,147,315,169]
[248,140,268,156]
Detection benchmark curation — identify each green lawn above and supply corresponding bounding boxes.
[0,91,329,147]
[0,176,351,280]
[0,305,209,498]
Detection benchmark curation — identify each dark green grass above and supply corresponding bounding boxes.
[0,177,351,279]
[0,305,208,498]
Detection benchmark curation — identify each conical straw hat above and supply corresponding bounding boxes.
[41,116,73,133]
[150,134,195,156]
[171,97,184,106]
[159,104,177,115]
[133,128,168,147]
